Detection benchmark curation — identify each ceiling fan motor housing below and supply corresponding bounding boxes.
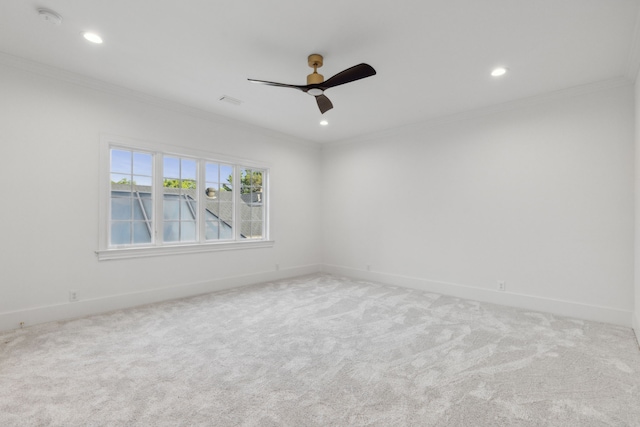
[307,72,324,85]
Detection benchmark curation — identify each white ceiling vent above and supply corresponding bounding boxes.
[37,8,63,25]
[219,96,242,106]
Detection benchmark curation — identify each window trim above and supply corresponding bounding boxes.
[97,134,273,261]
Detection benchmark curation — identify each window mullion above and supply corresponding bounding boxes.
[262,169,268,240]
[234,165,241,241]
[154,152,163,246]
[197,160,206,243]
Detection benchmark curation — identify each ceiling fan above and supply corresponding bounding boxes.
[248,54,376,114]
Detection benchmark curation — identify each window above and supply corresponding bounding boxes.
[163,156,198,243]
[204,162,234,241]
[239,168,265,239]
[99,136,271,260]
[110,149,153,245]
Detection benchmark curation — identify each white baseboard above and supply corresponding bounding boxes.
[0,264,321,333]
[2,264,633,333]
[322,264,634,327]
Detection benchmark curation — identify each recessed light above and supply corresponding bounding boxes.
[83,32,103,44]
[491,67,508,77]
[320,120,328,126]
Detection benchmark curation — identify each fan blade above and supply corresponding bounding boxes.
[247,79,305,91]
[315,94,333,114]
[320,63,376,90]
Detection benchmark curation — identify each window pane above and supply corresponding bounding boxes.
[220,165,233,186]
[205,183,219,200]
[111,150,131,174]
[205,220,220,240]
[111,198,132,220]
[217,202,233,224]
[254,205,264,221]
[164,222,179,242]
[111,174,133,190]
[251,171,263,187]
[133,221,151,244]
[250,191,263,205]
[111,190,131,198]
[111,222,131,245]
[180,198,196,220]
[133,152,152,176]
[204,206,217,220]
[132,175,152,187]
[239,198,250,223]
[182,159,197,180]
[206,163,219,182]
[133,197,147,220]
[205,217,232,240]
[220,221,233,239]
[164,156,180,179]
[181,179,197,190]
[251,221,263,239]
[140,194,152,210]
[181,221,196,241]
[239,220,250,239]
[163,198,180,220]
[240,169,264,197]
[241,169,249,194]
[205,201,219,219]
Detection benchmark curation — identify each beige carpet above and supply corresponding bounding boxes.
[1,274,639,426]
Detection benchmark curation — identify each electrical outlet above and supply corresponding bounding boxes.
[275,264,280,271]
[498,281,506,292]
[69,290,78,302]
[366,264,371,271]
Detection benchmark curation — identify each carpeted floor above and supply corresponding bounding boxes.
[1,274,639,426]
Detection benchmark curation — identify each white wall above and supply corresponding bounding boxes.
[1,57,636,333]
[0,61,322,331]
[635,73,640,343]
[322,84,635,326]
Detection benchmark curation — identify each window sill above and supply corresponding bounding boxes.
[96,240,275,261]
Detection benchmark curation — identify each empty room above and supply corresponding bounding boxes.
[1,0,640,425]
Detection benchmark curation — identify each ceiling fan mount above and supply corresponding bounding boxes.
[248,54,376,114]
[307,54,324,69]
[307,54,324,85]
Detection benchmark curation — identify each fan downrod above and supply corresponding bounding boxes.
[307,54,324,85]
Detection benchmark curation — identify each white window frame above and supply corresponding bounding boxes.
[97,134,273,260]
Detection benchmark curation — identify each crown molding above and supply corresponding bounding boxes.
[325,76,633,149]
[0,51,321,151]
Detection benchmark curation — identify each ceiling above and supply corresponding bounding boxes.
[1,0,639,143]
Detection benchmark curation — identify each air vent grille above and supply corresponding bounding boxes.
[219,96,242,106]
